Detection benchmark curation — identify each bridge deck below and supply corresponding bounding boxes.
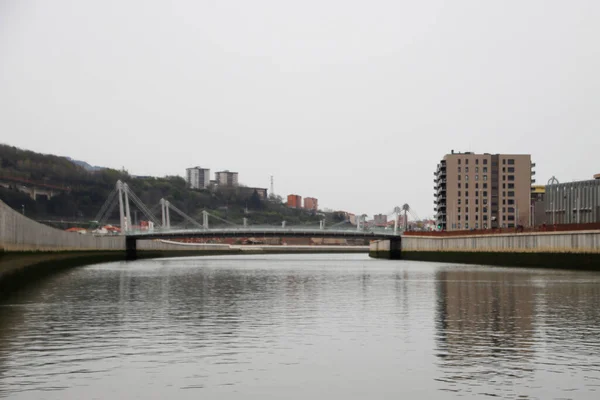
[126,228,399,241]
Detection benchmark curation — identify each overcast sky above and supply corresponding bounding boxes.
[1,0,598,218]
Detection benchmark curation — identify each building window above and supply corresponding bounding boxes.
[458,191,461,197]
[483,183,488,189]
[483,199,488,205]
[503,183,506,189]
[508,159,515,165]
[483,167,488,173]
[508,183,514,189]
[508,207,515,212]
[503,175,506,181]
[503,191,506,197]
[475,191,479,197]
[475,222,479,228]
[458,198,461,205]
[483,215,488,221]
[465,191,469,197]
[465,223,469,229]
[483,207,488,213]
[508,167,515,173]
[475,199,479,205]
[457,223,461,229]
[465,167,469,173]
[503,159,506,165]
[483,159,488,165]
[458,166,462,173]
[465,175,469,181]
[465,214,469,221]
[502,167,506,173]
[502,207,506,212]
[466,159,469,165]
[508,199,515,205]
[508,175,515,181]
[503,199,506,205]
[466,207,469,213]
[475,215,479,221]
[458,175,461,181]
[476,159,479,165]
[475,175,479,181]
[503,215,506,221]
[507,191,515,197]
[483,175,487,181]
[475,167,479,173]
[465,199,469,205]
[458,182,461,188]
[475,183,479,189]
[476,207,479,213]
[458,215,461,221]
[508,215,515,221]
[458,207,461,213]
[458,159,461,165]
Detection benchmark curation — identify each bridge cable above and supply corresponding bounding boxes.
[124,186,162,227]
[166,202,205,229]
[94,188,118,223]
[203,210,240,227]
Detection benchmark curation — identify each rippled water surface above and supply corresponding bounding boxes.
[1,254,600,399]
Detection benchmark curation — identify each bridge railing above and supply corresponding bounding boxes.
[124,225,399,236]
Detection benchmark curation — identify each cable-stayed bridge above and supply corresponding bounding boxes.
[95,181,418,254]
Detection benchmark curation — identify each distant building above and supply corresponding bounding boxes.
[348,213,357,225]
[434,151,534,230]
[215,170,239,187]
[304,197,318,211]
[373,214,387,226]
[287,194,302,208]
[239,187,268,200]
[186,167,210,189]
[544,175,600,224]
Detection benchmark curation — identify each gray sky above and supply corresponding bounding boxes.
[1,0,599,218]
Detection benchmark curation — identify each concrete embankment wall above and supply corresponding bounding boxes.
[370,231,600,269]
[1,199,125,252]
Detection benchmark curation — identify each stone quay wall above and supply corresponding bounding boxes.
[369,231,600,269]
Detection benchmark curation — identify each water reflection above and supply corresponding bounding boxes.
[1,256,600,399]
[435,269,537,395]
[434,268,600,398]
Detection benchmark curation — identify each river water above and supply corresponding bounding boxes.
[1,254,600,399]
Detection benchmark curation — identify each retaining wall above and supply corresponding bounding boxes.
[369,231,600,269]
[1,199,125,251]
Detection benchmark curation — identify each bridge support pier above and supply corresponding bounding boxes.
[369,237,402,259]
[126,237,137,260]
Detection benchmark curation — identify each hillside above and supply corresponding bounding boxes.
[0,144,338,228]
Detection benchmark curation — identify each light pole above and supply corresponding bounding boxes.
[21,204,25,216]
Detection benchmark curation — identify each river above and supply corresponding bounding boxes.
[1,254,600,399]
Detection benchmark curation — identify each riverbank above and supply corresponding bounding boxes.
[370,231,600,270]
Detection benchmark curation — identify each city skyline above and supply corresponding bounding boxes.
[1,1,599,217]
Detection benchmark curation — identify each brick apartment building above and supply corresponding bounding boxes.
[434,151,534,230]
